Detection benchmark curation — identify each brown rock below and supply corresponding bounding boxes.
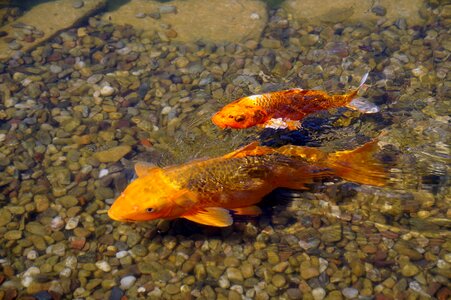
[102,0,267,43]
[283,0,426,26]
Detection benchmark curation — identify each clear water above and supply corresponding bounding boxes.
[0,0,449,299]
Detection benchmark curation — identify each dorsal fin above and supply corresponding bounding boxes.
[222,142,260,159]
[134,162,160,177]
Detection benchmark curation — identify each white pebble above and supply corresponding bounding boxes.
[161,106,172,115]
[409,281,423,292]
[26,250,38,260]
[319,257,328,273]
[230,285,243,294]
[59,267,72,277]
[312,287,326,300]
[120,275,136,290]
[116,250,129,259]
[99,168,109,178]
[218,275,230,289]
[137,286,146,293]
[65,216,80,230]
[95,260,112,272]
[342,287,359,299]
[21,276,33,287]
[250,13,260,20]
[21,78,32,87]
[51,216,65,231]
[65,256,78,269]
[0,133,6,142]
[100,85,115,97]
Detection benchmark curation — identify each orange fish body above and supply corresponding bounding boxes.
[212,73,376,129]
[108,140,386,227]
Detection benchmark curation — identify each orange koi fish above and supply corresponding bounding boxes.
[108,140,386,227]
[212,73,378,130]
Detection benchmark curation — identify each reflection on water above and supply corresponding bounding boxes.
[0,0,449,299]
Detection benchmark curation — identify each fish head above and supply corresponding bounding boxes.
[108,168,186,222]
[212,103,268,129]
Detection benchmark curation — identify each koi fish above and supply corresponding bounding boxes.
[108,140,386,227]
[212,73,378,130]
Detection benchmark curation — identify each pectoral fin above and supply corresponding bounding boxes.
[347,98,379,114]
[134,162,160,177]
[183,207,233,227]
[233,206,262,216]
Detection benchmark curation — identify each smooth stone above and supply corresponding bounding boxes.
[0,208,12,227]
[272,274,286,288]
[73,0,84,9]
[5,230,22,240]
[159,5,177,14]
[95,260,111,272]
[100,85,115,97]
[312,287,326,300]
[56,195,78,208]
[93,145,132,163]
[119,276,136,290]
[401,263,420,277]
[87,74,103,84]
[287,288,302,300]
[50,65,62,73]
[342,287,358,299]
[226,267,244,283]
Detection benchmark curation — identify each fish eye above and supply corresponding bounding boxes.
[146,208,154,213]
[234,115,246,122]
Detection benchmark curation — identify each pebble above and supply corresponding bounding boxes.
[159,5,177,14]
[342,287,358,299]
[95,260,112,272]
[312,287,326,300]
[72,0,84,9]
[65,216,80,230]
[120,276,136,290]
[50,64,62,73]
[287,288,302,300]
[401,263,420,277]
[93,145,132,163]
[226,268,244,283]
[371,5,387,16]
[100,85,115,97]
[0,209,12,227]
[99,169,109,178]
[272,274,286,288]
[8,40,22,50]
[5,230,22,240]
[87,74,103,84]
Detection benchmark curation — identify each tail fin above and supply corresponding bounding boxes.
[326,140,387,186]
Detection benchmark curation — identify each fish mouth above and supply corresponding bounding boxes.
[211,113,228,129]
[107,207,126,221]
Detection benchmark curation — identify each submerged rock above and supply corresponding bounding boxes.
[102,0,267,43]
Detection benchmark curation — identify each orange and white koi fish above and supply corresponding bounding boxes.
[212,73,378,130]
[108,140,386,227]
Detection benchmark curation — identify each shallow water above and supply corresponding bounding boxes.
[0,0,450,299]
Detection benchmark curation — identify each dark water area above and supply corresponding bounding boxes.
[0,0,449,299]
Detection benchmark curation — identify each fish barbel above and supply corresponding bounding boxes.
[108,140,386,227]
[212,73,378,130]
